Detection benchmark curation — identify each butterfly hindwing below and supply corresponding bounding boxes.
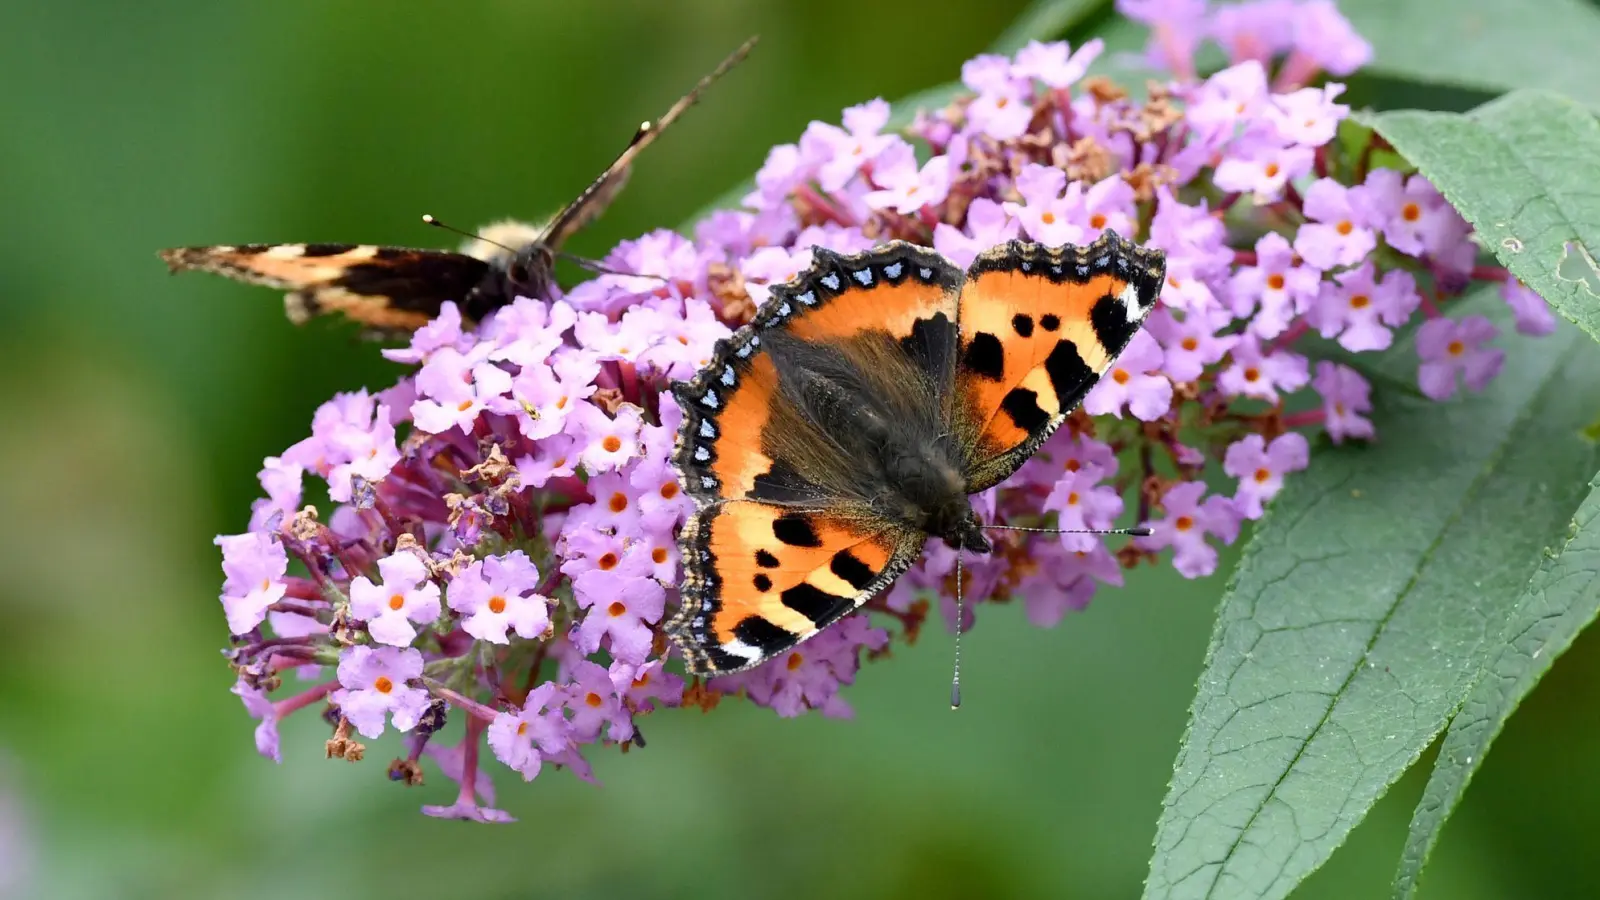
[667,241,964,675]
[954,232,1166,492]
[159,243,494,333]
[672,502,923,673]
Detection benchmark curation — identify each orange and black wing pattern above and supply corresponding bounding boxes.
[666,241,962,675]
[953,231,1166,492]
[158,242,497,333]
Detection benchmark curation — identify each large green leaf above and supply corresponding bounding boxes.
[1142,294,1600,900]
[1366,91,1600,345]
[1393,472,1600,898]
[987,0,1108,56]
[1341,0,1600,107]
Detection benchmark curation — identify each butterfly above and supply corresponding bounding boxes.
[663,232,1167,676]
[157,36,757,336]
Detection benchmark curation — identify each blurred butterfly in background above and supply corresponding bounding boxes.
[157,36,758,336]
[665,232,1166,680]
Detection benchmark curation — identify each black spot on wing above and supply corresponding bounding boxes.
[753,574,773,592]
[1044,340,1096,410]
[1040,314,1060,332]
[780,582,846,626]
[732,616,799,656]
[755,550,780,569]
[829,550,876,591]
[962,331,1006,381]
[772,513,823,548]
[1012,314,1034,337]
[1090,294,1137,356]
[1000,388,1052,433]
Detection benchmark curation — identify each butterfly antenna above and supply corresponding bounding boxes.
[952,548,964,711]
[421,214,515,254]
[554,250,670,283]
[983,524,1153,537]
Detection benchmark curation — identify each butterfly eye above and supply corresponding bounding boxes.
[507,260,530,284]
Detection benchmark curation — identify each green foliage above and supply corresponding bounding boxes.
[1144,297,1600,900]
[1368,91,1600,345]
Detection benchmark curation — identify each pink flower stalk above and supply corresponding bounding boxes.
[213,0,1551,820]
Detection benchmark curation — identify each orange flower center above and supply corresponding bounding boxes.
[652,547,669,564]
[388,593,405,611]
[1266,273,1285,291]
[373,676,393,693]
[1335,220,1354,236]
[607,601,627,617]
[787,652,805,671]
[996,97,1010,109]
[556,396,569,410]
[660,482,680,500]
[1064,459,1081,472]
[1263,162,1280,178]
[1089,213,1107,229]
[1253,468,1271,483]
[456,400,474,412]
[608,492,628,513]
[1174,515,1194,532]
[488,595,507,614]
[1040,211,1056,225]
[598,552,619,571]
[1243,366,1261,382]
[516,721,528,736]
[1181,337,1199,351]
[1447,339,1465,356]
[1066,492,1080,506]
[1349,294,1370,309]
[1401,202,1421,222]
[632,672,652,688]
[602,435,622,453]
[585,692,604,708]
[1112,368,1130,384]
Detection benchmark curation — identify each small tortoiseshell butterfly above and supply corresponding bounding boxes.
[158,37,757,335]
[664,232,1167,676]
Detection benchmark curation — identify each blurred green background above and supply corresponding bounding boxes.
[3,1,1600,897]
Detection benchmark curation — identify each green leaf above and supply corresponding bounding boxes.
[1142,294,1600,900]
[1393,471,1600,897]
[1366,91,1600,346]
[986,0,1107,56]
[1341,0,1600,106]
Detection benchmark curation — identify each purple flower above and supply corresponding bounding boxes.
[863,138,951,214]
[487,683,569,781]
[961,54,1034,140]
[1266,83,1348,147]
[447,551,551,644]
[1044,470,1125,552]
[381,300,466,365]
[564,660,635,743]
[1118,0,1209,78]
[1313,361,1375,443]
[1083,331,1172,420]
[1218,334,1310,402]
[1012,38,1104,88]
[1288,0,1373,78]
[514,432,578,488]
[1008,166,1137,246]
[611,658,684,712]
[933,198,1020,268]
[330,646,431,739]
[741,245,814,306]
[1230,232,1322,339]
[570,401,643,474]
[1023,432,1121,486]
[249,455,304,531]
[723,615,888,718]
[1502,279,1557,336]
[1209,0,1297,65]
[1224,432,1310,518]
[570,548,666,664]
[1021,542,1123,627]
[348,550,442,647]
[1308,262,1419,352]
[802,98,897,192]
[231,676,280,763]
[1186,61,1270,139]
[214,532,288,635]
[1147,307,1237,381]
[1416,315,1505,400]
[1139,482,1242,578]
[506,352,599,441]
[411,348,511,436]
[1294,178,1378,270]
[1213,128,1313,202]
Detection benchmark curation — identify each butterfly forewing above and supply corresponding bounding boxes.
[953,232,1166,492]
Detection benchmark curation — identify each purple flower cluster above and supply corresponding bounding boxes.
[216,0,1553,820]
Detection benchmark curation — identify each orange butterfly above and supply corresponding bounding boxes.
[665,232,1166,676]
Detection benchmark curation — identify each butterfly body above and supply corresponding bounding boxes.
[667,233,1166,676]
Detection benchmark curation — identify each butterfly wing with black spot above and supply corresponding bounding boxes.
[952,231,1166,492]
[666,241,965,675]
[159,243,497,333]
